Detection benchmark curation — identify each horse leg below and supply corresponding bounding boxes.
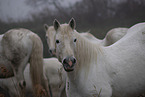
[60,86,67,97]
[12,56,29,97]
[11,66,25,97]
[42,75,52,97]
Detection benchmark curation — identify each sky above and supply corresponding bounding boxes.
[0,0,80,23]
[0,0,32,22]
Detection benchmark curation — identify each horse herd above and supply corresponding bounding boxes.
[0,18,145,97]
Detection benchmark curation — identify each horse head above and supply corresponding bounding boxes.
[53,18,77,72]
[44,24,56,56]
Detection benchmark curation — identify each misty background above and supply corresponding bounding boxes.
[0,0,145,57]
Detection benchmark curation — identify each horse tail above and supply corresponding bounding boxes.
[29,33,48,97]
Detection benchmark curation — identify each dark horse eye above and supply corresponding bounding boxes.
[56,40,60,44]
[45,36,48,39]
[74,38,77,42]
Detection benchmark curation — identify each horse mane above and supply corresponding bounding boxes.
[74,30,103,77]
[59,24,72,35]
[46,26,55,35]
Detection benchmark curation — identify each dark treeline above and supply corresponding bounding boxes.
[0,0,145,57]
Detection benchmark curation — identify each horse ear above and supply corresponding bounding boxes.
[44,24,49,31]
[53,19,60,31]
[69,18,76,30]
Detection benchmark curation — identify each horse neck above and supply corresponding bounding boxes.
[72,31,103,78]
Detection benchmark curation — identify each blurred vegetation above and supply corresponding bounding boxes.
[0,0,145,57]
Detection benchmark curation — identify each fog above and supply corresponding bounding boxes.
[0,0,80,23]
[0,0,144,57]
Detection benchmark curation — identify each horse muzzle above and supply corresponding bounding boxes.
[49,48,56,56]
[62,56,76,72]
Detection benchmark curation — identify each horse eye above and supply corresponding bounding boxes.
[56,40,60,44]
[45,36,48,39]
[74,38,77,42]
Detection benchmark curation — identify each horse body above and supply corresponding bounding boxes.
[53,18,145,97]
[105,22,145,97]
[2,29,33,81]
[43,58,66,97]
[102,27,128,46]
[0,28,49,97]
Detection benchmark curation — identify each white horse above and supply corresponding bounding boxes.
[0,28,49,97]
[99,27,128,46]
[44,24,128,56]
[43,58,66,97]
[53,18,145,97]
[0,58,66,97]
[23,58,66,97]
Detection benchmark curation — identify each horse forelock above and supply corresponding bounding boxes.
[46,26,55,35]
[57,24,73,36]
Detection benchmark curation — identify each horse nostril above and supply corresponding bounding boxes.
[49,49,52,54]
[70,57,76,64]
[19,83,23,89]
[23,81,26,87]
[19,81,26,89]
[73,58,76,64]
[63,59,67,64]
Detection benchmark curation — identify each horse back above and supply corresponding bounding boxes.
[1,28,33,67]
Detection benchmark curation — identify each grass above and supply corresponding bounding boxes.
[91,85,102,97]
